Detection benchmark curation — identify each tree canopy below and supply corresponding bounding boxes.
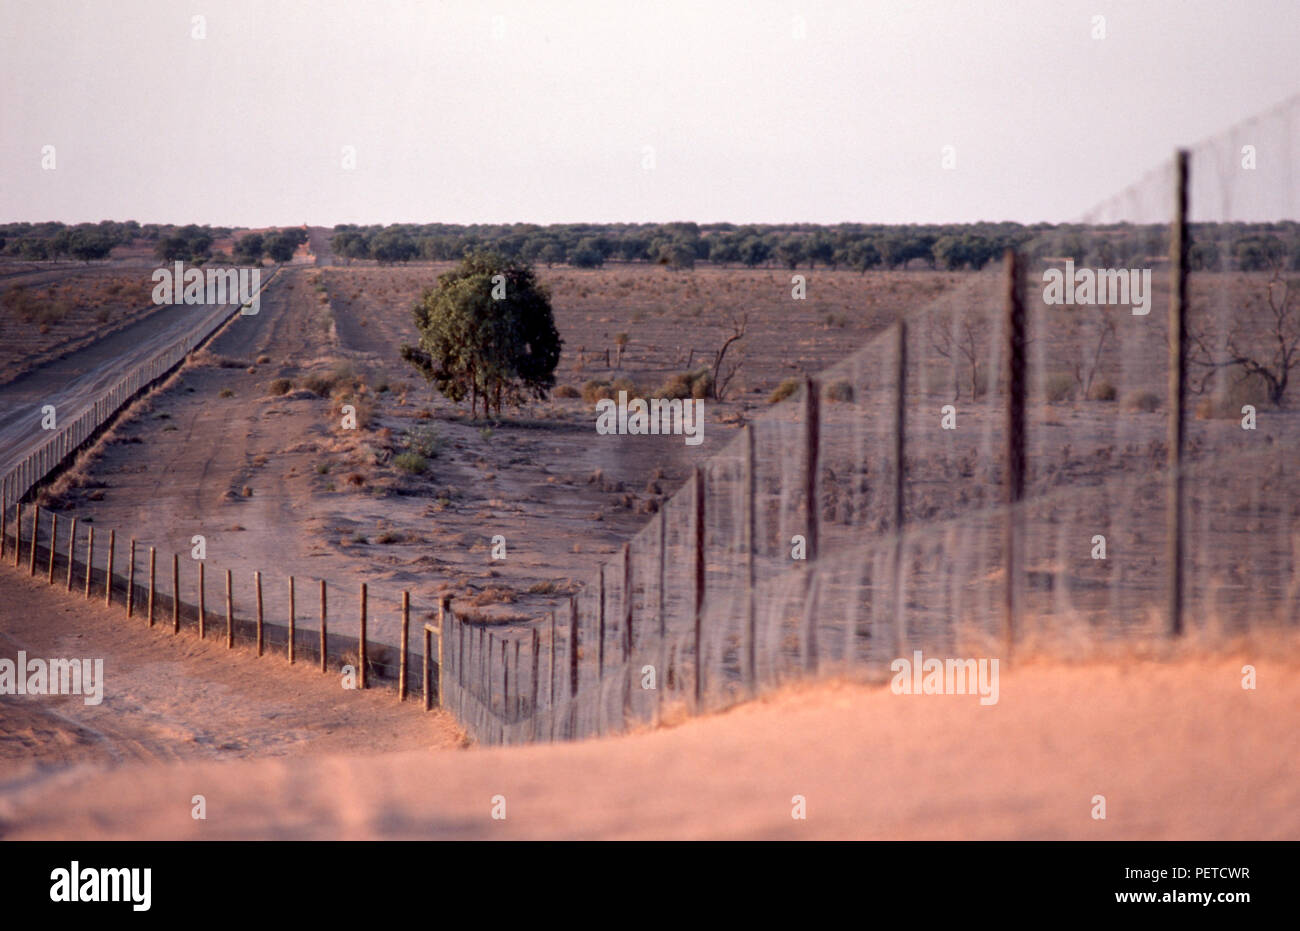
[401,253,562,418]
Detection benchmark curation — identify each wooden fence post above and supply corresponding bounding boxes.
[530,626,540,724]
[198,561,206,639]
[47,513,57,584]
[569,596,579,697]
[693,465,706,708]
[147,546,155,624]
[13,501,19,569]
[225,569,234,648]
[1003,248,1027,658]
[255,571,264,655]
[319,580,328,671]
[171,552,179,632]
[66,517,76,591]
[438,593,449,708]
[802,378,820,672]
[0,486,6,561]
[1167,149,1189,638]
[597,564,606,675]
[399,590,410,701]
[423,623,433,711]
[548,611,556,733]
[29,506,38,576]
[125,537,135,613]
[287,576,295,663]
[105,529,115,606]
[622,541,633,719]
[358,582,367,688]
[744,423,756,691]
[657,505,667,715]
[891,319,908,657]
[84,525,93,598]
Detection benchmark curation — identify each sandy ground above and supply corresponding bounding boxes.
[0,568,463,790]
[33,264,968,651]
[1,557,1294,839]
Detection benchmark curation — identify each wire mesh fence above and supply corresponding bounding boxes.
[4,99,1299,747]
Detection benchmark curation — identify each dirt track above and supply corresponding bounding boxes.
[0,567,461,788]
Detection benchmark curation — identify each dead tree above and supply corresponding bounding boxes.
[928,312,985,401]
[1189,268,1300,407]
[708,313,747,401]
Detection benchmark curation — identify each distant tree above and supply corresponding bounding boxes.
[1234,235,1286,272]
[657,240,696,270]
[234,234,265,264]
[18,238,50,261]
[708,236,741,266]
[570,237,605,268]
[402,253,562,418]
[370,228,417,264]
[775,237,805,270]
[807,233,835,269]
[536,242,565,267]
[849,239,882,274]
[68,228,114,262]
[263,232,297,263]
[739,235,770,267]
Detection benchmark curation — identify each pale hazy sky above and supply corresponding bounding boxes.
[1,0,1296,226]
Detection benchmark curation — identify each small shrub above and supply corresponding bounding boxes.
[1087,380,1117,402]
[654,372,694,400]
[581,379,613,404]
[403,424,444,458]
[268,378,293,396]
[315,462,331,474]
[768,378,800,404]
[395,451,428,474]
[303,374,333,397]
[1044,372,1075,403]
[1195,372,1271,419]
[219,388,235,398]
[1124,390,1161,412]
[553,384,581,398]
[825,380,854,402]
[256,355,271,364]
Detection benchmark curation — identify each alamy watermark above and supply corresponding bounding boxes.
[0,651,104,705]
[1042,259,1151,315]
[151,261,262,315]
[889,649,999,705]
[595,390,704,446]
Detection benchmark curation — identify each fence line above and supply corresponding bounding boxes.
[3,137,1299,746]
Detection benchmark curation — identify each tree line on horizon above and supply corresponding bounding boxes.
[3,219,1300,273]
[330,220,1300,273]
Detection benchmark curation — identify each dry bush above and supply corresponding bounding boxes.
[268,378,293,396]
[824,379,854,402]
[553,384,581,398]
[581,379,614,403]
[1087,380,1118,402]
[1123,390,1161,412]
[1195,371,1271,419]
[1044,372,1076,403]
[768,378,800,404]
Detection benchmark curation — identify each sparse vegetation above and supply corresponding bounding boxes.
[394,451,428,474]
[769,378,800,404]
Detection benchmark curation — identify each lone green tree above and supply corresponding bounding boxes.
[402,253,562,418]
